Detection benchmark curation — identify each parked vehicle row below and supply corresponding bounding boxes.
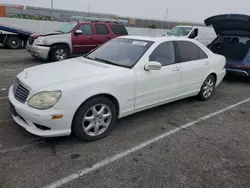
[7,13,250,142]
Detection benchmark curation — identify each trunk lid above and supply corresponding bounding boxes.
[204,14,250,36]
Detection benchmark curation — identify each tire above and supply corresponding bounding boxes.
[5,36,22,49]
[50,45,69,61]
[198,74,216,101]
[247,76,250,83]
[72,96,117,142]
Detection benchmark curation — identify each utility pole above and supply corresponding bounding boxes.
[161,9,168,33]
[51,0,54,9]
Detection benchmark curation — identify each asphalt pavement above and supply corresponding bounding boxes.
[0,49,250,188]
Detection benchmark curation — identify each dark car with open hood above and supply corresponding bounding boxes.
[206,14,250,81]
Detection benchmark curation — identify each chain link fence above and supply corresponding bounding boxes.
[3,5,204,29]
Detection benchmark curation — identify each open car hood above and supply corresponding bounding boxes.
[204,14,250,36]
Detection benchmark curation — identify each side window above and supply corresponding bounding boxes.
[199,48,208,59]
[175,41,207,62]
[149,41,175,66]
[189,28,198,39]
[110,25,128,35]
[77,24,92,35]
[95,24,109,35]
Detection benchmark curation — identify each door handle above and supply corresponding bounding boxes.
[89,37,93,40]
[172,67,180,71]
[204,61,209,65]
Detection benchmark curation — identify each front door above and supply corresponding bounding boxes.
[135,41,181,109]
[72,23,97,54]
[174,41,210,95]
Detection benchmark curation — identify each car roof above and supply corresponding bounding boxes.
[118,35,196,43]
[175,25,194,28]
[78,21,121,25]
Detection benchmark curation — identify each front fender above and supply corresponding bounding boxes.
[44,33,72,53]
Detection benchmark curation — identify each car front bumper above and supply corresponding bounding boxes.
[26,43,50,60]
[8,85,73,137]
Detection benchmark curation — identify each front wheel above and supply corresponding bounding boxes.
[72,97,117,142]
[198,74,216,101]
[50,45,69,61]
[5,36,22,49]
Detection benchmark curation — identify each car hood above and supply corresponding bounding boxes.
[17,57,128,90]
[204,14,250,36]
[31,31,63,38]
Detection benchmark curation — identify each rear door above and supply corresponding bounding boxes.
[93,23,112,46]
[72,23,96,54]
[174,41,210,95]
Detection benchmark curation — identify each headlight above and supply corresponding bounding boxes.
[28,91,62,110]
[36,37,45,45]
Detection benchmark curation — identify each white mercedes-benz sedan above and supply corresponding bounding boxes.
[8,36,226,141]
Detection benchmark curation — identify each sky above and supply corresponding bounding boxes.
[2,0,250,23]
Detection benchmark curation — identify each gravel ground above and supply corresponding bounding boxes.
[0,48,250,188]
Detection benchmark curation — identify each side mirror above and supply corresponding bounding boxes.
[75,30,82,35]
[144,61,162,71]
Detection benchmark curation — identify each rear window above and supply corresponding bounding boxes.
[110,25,128,35]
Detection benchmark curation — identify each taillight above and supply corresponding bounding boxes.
[233,65,250,69]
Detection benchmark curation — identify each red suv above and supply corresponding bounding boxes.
[26,21,129,61]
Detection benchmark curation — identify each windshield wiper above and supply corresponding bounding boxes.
[93,58,124,67]
[83,56,94,60]
[83,57,128,68]
[55,30,63,33]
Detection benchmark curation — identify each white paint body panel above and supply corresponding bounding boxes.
[8,36,226,137]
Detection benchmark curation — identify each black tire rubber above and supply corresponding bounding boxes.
[50,45,69,62]
[198,74,216,101]
[5,36,22,49]
[247,76,250,83]
[72,96,117,142]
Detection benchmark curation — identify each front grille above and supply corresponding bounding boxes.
[28,37,35,45]
[13,78,30,103]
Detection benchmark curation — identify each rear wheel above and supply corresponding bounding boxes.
[72,97,117,142]
[198,74,216,101]
[5,36,22,49]
[50,45,69,61]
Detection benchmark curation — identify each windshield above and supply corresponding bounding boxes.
[56,22,77,33]
[168,27,193,36]
[86,38,154,68]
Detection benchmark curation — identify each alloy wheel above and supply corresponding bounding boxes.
[82,104,112,136]
[55,49,67,60]
[202,78,214,98]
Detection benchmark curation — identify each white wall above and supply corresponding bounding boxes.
[0,17,169,36]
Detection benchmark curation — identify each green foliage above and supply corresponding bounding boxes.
[8,13,54,21]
